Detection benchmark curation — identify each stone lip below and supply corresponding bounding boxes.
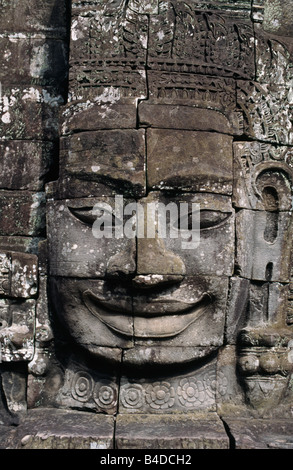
[83,289,212,339]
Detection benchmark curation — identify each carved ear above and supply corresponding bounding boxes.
[254,165,292,211]
[236,164,292,282]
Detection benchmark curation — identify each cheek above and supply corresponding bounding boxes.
[165,218,235,277]
[47,207,133,278]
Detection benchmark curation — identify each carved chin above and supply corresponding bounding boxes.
[82,289,212,339]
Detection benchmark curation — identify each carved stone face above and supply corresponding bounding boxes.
[48,110,238,367]
[47,0,293,374]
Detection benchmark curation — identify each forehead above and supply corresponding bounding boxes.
[57,109,233,199]
[54,1,251,200]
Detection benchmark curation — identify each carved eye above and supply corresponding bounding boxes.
[177,210,231,231]
[68,206,122,228]
[200,210,232,230]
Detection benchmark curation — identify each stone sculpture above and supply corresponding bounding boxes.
[0,0,293,449]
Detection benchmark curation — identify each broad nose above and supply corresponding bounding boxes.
[106,239,136,279]
[106,234,186,286]
[133,236,185,288]
[136,236,186,275]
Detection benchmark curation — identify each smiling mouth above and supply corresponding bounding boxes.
[82,290,212,338]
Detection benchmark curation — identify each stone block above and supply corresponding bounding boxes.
[115,413,229,449]
[0,141,54,191]
[122,346,218,368]
[0,251,38,299]
[27,360,64,410]
[216,345,247,416]
[61,98,138,135]
[224,418,293,449]
[119,359,223,414]
[147,72,239,115]
[59,130,146,197]
[46,177,120,200]
[0,86,63,141]
[236,209,292,281]
[225,277,250,344]
[0,191,46,236]
[12,408,114,449]
[136,193,235,277]
[139,103,240,135]
[244,282,291,327]
[262,0,293,36]
[0,38,68,87]
[146,129,233,195]
[1,368,27,415]
[233,142,293,210]
[47,197,137,278]
[0,236,41,255]
[0,299,35,362]
[56,364,119,414]
[0,0,68,37]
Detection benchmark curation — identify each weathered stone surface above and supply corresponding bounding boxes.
[57,363,119,414]
[133,276,228,349]
[1,0,292,449]
[46,177,124,200]
[255,27,293,86]
[68,8,148,102]
[128,0,159,15]
[139,103,241,135]
[59,130,146,197]
[224,418,293,449]
[146,129,233,194]
[49,277,133,352]
[48,275,227,355]
[135,192,234,276]
[225,277,250,344]
[262,0,293,37]
[119,359,221,414]
[122,346,217,367]
[0,38,68,87]
[237,80,293,145]
[115,413,229,449]
[1,368,27,415]
[0,251,38,298]
[0,191,45,236]
[147,73,239,114]
[61,99,138,136]
[47,197,137,277]
[0,86,63,141]
[288,280,293,325]
[0,0,68,36]
[146,4,254,79]
[0,141,54,191]
[9,408,114,449]
[0,299,35,362]
[0,237,41,255]
[233,142,293,210]
[216,345,247,417]
[236,209,292,281]
[0,426,17,449]
[27,360,64,410]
